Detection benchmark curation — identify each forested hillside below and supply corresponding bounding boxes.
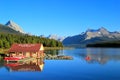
[0,33,63,48]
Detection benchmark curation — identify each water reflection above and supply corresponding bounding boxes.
[82,48,120,64]
[0,60,4,68]
[5,58,44,72]
[45,50,59,56]
[45,49,65,56]
[45,50,73,60]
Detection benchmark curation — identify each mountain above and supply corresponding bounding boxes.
[48,34,65,42]
[5,20,25,33]
[63,27,120,47]
[0,24,22,34]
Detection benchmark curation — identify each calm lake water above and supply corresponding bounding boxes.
[0,48,120,80]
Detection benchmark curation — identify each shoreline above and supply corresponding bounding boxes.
[44,47,74,50]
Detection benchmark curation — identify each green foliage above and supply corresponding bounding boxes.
[0,40,3,48]
[50,40,56,47]
[0,33,63,49]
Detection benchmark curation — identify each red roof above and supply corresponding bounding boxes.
[8,44,42,52]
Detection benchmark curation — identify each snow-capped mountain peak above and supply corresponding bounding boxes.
[63,27,120,47]
[48,34,65,42]
[85,27,109,40]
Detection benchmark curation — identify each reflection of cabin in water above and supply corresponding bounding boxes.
[4,44,44,61]
[5,59,44,72]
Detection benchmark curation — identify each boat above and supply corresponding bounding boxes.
[4,56,25,61]
[85,56,91,61]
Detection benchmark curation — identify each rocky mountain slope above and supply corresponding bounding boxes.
[0,24,22,34]
[5,20,25,33]
[63,27,120,47]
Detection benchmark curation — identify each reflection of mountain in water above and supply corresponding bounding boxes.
[65,48,120,64]
[5,59,44,72]
[82,48,120,64]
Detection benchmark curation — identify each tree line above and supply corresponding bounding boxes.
[0,33,63,48]
[86,41,120,48]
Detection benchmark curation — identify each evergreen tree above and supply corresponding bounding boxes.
[50,40,56,47]
[0,33,63,48]
[0,40,3,48]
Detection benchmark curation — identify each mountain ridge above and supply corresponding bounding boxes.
[63,27,120,47]
[5,20,25,33]
[0,24,22,34]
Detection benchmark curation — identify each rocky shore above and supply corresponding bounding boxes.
[45,54,73,60]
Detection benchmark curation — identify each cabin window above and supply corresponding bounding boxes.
[19,52,23,56]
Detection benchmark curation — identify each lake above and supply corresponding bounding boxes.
[0,48,120,80]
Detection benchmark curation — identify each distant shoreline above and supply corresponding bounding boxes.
[44,47,74,50]
[86,42,120,48]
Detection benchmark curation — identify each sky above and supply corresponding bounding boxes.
[0,0,120,37]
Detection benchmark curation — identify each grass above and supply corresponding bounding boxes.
[0,48,9,53]
[44,47,64,50]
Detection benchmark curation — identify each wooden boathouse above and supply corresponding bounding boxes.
[4,44,45,61]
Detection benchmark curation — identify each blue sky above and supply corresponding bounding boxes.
[0,0,120,37]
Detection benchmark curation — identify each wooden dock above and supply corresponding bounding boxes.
[45,54,73,60]
[18,58,36,63]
